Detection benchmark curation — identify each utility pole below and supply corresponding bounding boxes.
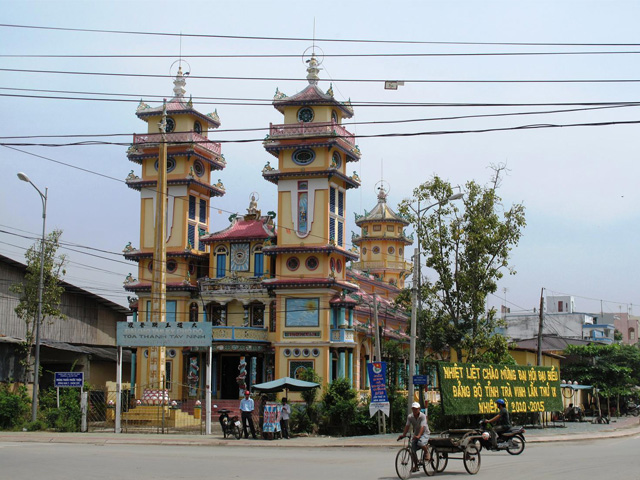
[372,294,385,433]
[537,287,544,366]
[408,248,418,415]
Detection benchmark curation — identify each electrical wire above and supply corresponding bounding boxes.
[5,23,640,47]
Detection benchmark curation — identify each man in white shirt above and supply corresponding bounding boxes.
[239,390,257,439]
[280,397,291,439]
[398,401,430,471]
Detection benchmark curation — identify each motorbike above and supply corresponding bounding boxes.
[627,402,640,417]
[214,405,242,439]
[475,420,526,455]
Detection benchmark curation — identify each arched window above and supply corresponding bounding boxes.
[215,246,227,278]
[253,244,264,277]
[189,302,199,322]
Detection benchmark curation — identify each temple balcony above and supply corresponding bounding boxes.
[351,260,412,272]
[330,328,356,343]
[212,326,269,342]
[267,121,356,148]
[199,275,266,296]
[132,131,222,156]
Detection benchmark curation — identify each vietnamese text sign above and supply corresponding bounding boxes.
[413,375,428,386]
[54,372,84,388]
[437,362,563,415]
[117,321,212,347]
[367,362,390,417]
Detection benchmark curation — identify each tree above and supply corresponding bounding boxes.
[10,229,67,383]
[563,343,640,415]
[398,167,526,363]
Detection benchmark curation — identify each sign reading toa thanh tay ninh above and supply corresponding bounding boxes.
[437,362,563,415]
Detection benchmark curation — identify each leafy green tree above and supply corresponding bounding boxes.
[398,167,525,363]
[563,343,640,414]
[10,229,67,383]
[320,378,358,436]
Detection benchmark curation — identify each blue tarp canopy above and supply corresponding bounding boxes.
[251,377,320,394]
[561,383,593,390]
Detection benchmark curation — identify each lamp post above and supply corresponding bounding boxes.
[17,172,47,423]
[405,192,463,414]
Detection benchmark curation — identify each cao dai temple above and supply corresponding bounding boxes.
[122,57,413,404]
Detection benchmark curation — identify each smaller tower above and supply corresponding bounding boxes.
[352,185,412,294]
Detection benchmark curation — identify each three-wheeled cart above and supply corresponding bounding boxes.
[428,429,482,475]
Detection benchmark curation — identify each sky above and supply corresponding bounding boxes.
[0,0,638,317]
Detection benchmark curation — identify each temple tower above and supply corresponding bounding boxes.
[352,185,413,295]
[123,67,226,400]
[262,53,362,384]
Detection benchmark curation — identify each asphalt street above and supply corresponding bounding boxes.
[1,433,639,480]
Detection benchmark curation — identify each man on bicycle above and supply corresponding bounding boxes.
[397,401,430,471]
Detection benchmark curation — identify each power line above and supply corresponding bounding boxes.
[5,66,640,84]
[8,50,640,58]
[4,23,640,47]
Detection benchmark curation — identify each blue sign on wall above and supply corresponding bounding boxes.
[117,321,212,347]
[54,372,84,388]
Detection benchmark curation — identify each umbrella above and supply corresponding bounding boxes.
[251,377,320,396]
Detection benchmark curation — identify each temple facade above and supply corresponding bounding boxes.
[123,59,412,403]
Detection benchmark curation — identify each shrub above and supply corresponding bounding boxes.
[0,384,30,430]
[39,387,82,432]
[319,378,358,436]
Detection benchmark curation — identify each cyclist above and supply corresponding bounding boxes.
[397,401,430,471]
[486,398,511,448]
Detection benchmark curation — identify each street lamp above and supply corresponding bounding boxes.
[17,172,48,422]
[406,192,463,414]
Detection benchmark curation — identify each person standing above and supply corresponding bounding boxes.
[280,397,291,439]
[240,390,257,439]
[397,401,430,472]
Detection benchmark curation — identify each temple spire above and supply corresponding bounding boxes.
[173,65,187,98]
[306,53,321,85]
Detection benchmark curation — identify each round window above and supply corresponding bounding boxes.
[330,258,336,271]
[388,246,395,255]
[293,348,301,357]
[154,157,176,173]
[362,247,367,254]
[165,117,175,133]
[297,107,314,123]
[283,348,292,357]
[312,348,320,357]
[148,260,153,272]
[331,110,338,123]
[306,256,319,271]
[292,149,315,166]
[193,160,205,177]
[372,246,380,254]
[302,348,311,357]
[188,262,196,275]
[336,260,343,273]
[399,248,403,256]
[194,121,202,134]
[287,257,300,271]
[167,259,178,273]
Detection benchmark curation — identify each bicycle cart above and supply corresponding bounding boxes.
[427,429,482,475]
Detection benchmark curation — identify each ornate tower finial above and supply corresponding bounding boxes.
[306,53,321,85]
[173,65,187,98]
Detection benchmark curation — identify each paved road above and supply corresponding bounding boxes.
[1,432,639,480]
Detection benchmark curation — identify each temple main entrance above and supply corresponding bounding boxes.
[218,353,266,399]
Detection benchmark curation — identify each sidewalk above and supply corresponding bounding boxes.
[0,416,637,448]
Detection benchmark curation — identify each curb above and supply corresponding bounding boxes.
[0,419,638,448]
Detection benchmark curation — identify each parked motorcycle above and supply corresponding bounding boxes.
[214,405,242,439]
[475,420,526,455]
[627,402,640,417]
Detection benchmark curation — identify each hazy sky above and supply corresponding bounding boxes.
[1,0,638,316]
